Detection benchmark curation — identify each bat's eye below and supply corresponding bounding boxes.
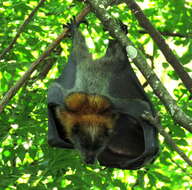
[72,124,80,134]
[103,128,113,137]
[99,108,110,114]
[92,144,102,151]
[81,142,101,152]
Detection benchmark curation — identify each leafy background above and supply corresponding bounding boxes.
[0,0,192,189]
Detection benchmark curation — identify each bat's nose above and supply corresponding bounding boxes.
[84,154,95,164]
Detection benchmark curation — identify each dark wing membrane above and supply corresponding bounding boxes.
[98,114,159,170]
[48,104,73,148]
[47,61,77,148]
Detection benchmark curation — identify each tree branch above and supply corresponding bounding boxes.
[138,30,192,38]
[125,0,192,95]
[0,0,46,60]
[0,6,91,113]
[32,45,63,81]
[86,0,192,133]
[142,112,192,167]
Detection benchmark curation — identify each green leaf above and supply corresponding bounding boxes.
[167,70,179,80]
[162,62,169,69]
[3,150,11,157]
[174,139,188,146]
[153,172,171,182]
[148,173,156,186]
[172,127,186,138]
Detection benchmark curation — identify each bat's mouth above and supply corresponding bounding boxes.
[84,157,95,164]
[83,151,98,164]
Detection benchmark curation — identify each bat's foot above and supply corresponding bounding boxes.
[63,17,88,37]
[119,21,128,34]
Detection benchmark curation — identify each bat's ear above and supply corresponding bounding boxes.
[98,114,159,170]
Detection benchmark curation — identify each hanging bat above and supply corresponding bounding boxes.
[47,21,159,169]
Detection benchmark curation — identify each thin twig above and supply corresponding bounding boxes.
[0,5,91,113]
[169,157,192,179]
[138,30,192,38]
[0,0,46,60]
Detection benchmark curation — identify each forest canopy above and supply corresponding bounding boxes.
[0,0,192,189]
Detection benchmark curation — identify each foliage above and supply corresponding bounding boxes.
[0,0,192,189]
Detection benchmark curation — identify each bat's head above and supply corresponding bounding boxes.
[70,117,116,164]
[56,93,118,164]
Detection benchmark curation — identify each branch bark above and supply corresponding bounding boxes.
[125,0,192,95]
[142,112,192,167]
[138,30,192,38]
[86,0,192,133]
[33,45,63,80]
[0,6,91,113]
[0,0,46,60]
